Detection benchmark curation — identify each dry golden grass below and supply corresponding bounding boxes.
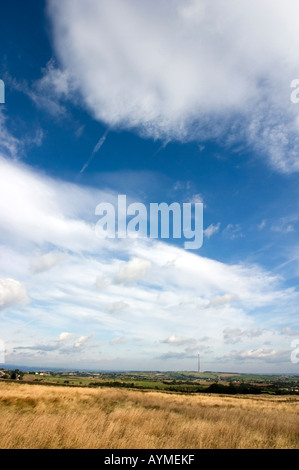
[0,381,298,449]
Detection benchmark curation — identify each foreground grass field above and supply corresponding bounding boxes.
[0,382,298,449]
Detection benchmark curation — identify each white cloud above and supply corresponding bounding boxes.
[0,279,29,310]
[270,215,298,234]
[7,60,70,117]
[223,328,264,344]
[204,223,220,239]
[0,111,21,159]
[30,251,66,274]
[271,224,295,234]
[0,155,111,252]
[13,332,95,356]
[157,351,197,360]
[281,326,299,336]
[258,220,266,230]
[161,335,197,346]
[114,258,152,284]
[222,348,290,364]
[240,348,279,360]
[109,336,126,345]
[57,332,74,342]
[74,335,93,349]
[219,345,296,366]
[48,0,299,173]
[95,276,109,290]
[208,294,238,308]
[187,193,204,204]
[1,108,44,155]
[223,224,243,240]
[35,59,70,101]
[106,300,129,314]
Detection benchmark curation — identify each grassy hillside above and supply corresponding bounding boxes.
[0,381,298,449]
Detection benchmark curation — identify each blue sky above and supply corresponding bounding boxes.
[0,0,299,373]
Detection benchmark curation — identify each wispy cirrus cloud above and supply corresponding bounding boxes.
[5,60,70,118]
[0,111,21,158]
[271,215,298,234]
[204,223,221,239]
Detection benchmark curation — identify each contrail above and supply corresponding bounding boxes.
[151,139,170,158]
[80,129,109,174]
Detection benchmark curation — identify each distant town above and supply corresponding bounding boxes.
[1,367,299,395]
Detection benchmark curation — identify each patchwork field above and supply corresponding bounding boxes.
[0,381,298,449]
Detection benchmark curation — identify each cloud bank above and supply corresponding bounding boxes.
[0,155,298,370]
